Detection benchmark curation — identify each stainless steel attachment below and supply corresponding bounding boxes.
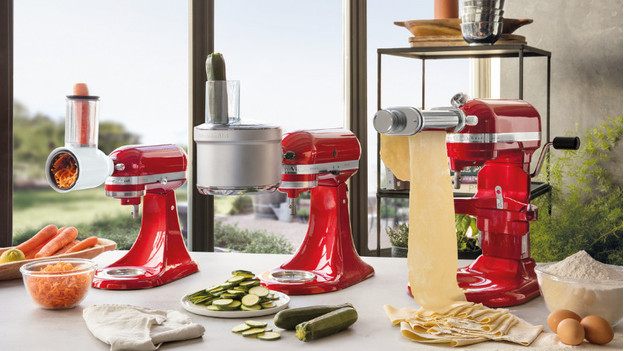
[194,122,282,195]
[373,106,474,136]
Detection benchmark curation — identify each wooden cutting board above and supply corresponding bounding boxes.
[0,238,117,280]
[408,34,526,47]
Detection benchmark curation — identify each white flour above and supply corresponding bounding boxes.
[539,251,623,324]
[544,250,622,280]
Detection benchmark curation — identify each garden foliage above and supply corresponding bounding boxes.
[531,116,623,265]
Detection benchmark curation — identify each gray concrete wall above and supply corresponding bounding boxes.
[500,0,622,182]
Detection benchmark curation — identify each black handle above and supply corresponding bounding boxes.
[552,136,581,150]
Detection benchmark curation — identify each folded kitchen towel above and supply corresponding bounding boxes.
[83,304,205,351]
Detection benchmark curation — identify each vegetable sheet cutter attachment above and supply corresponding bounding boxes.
[375,96,580,307]
[45,84,198,289]
[259,129,375,295]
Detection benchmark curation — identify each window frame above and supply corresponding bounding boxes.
[2,0,369,254]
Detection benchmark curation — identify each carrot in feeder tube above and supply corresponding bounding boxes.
[73,83,90,145]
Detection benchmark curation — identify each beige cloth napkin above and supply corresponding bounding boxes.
[83,304,205,351]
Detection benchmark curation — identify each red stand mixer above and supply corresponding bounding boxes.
[259,129,375,295]
[374,97,579,307]
[46,86,198,289]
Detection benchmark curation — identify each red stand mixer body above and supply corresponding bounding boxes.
[260,129,374,294]
[93,144,198,289]
[449,99,541,307]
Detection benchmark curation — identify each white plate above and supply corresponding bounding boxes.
[180,290,290,318]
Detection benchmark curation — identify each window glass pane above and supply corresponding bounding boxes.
[367,1,470,254]
[212,0,343,254]
[13,1,188,248]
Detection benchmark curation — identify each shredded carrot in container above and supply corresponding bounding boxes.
[50,153,78,189]
[26,261,93,308]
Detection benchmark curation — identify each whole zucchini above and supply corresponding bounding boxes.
[205,52,227,81]
[273,303,353,330]
[295,307,358,342]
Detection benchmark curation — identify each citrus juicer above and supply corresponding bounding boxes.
[258,129,375,295]
[374,96,579,307]
[46,84,198,289]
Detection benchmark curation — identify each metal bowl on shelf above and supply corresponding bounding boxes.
[462,0,505,8]
[461,21,503,45]
[461,6,504,15]
[462,13,504,23]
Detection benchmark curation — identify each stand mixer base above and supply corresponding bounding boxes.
[92,191,199,290]
[260,267,374,295]
[457,255,540,307]
[93,261,199,290]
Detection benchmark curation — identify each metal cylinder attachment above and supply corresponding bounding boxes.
[373,106,475,135]
[194,122,282,195]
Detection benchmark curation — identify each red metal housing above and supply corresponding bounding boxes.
[261,129,374,294]
[449,99,542,307]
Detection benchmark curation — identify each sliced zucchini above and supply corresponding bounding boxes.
[245,320,268,328]
[241,294,260,307]
[241,304,262,311]
[239,279,260,288]
[231,323,251,333]
[249,286,270,298]
[232,269,253,276]
[220,300,242,311]
[212,298,234,307]
[261,301,275,309]
[227,275,246,284]
[257,331,281,341]
[241,328,267,337]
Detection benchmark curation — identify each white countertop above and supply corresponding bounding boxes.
[1,251,621,350]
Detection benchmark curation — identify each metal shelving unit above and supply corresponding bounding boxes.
[373,44,552,256]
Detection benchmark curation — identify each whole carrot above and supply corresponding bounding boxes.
[66,236,98,254]
[35,227,78,258]
[52,240,80,256]
[25,242,47,259]
[73,83,90,145]
[16,224,58,257]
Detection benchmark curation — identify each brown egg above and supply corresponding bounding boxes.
[581,315,614,345]
[557,318,585,346]
[547,309,581,332]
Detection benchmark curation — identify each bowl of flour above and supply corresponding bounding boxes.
[535,251,623,326]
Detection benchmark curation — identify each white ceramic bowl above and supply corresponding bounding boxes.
[535,263,623,326]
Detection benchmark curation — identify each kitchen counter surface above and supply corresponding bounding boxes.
[1,251,622,350]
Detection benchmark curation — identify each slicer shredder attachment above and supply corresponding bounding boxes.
[374,97,580,307]
[46,86,198,289]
